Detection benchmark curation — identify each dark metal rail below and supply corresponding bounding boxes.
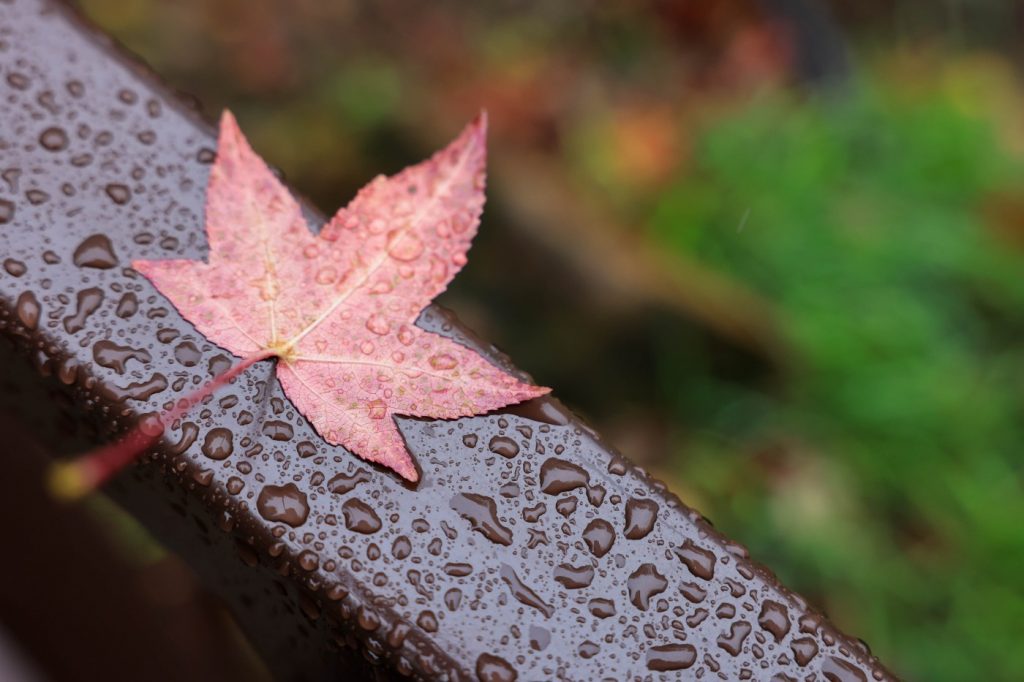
[0,1,896,679]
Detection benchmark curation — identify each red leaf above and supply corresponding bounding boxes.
[133,111,549,481]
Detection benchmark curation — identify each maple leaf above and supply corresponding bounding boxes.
[132,111,549,482]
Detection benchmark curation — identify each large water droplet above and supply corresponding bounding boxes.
[73,234,118,269]
[201,428,234,460]
[256,483,309,527]
[646,644,696,671]
[623,497,659,540]
[341,498,382,534]
[499,564,552,618]
[39,126,68,151]
[627,563,667,610]
[450,493,512,545]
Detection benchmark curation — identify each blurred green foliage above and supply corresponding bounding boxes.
[650,81,1024,680]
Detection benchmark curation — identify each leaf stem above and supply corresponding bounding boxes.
[49,348,279,501]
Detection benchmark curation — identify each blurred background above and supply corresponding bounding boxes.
[73,1,1024,679]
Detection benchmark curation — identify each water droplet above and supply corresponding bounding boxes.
[588,598,616,618]
[416,610,438,632]
[647,644,696,671]
[529,625,550,651]
[791,637,819,666]
[73,234,118,269]
[555,496,577,517]
[397,325,415,345]
[476,653,517,682]
[367,399,387,419]
[104,183,131,205]
[261,420,294,441]
[822,656,868,682]
[298,550,319,572]
[578,641,600,659]
[627,563,667,610]
[0,199,14,224]
[329,467,372,495]
[388,233,424,261]
[391,535,412,559]
[365,313,390,335]
[92,340,150,374]
[553,563,594,589]
[256,483,309,527]
[115,292,138,318]
[341,498,382,534]
[428,353,457,370]
[488,435,519,458]
[499,564,552,618]
[173,340,201,366]
[758,600,791,643]
[582,519,615,557]
[439,588,462,615]
[39,126,68,151]
[623,497,659,540]
[450,493,512,545]
[202,427,234,460]
[16,291,39,329]
[443,562,472,577]
[462,433,478,448]
[3,258,26,276]
[717,620,752,656]
[63,287,103,333]
[673,539,716,580]
[539,457,590,494]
